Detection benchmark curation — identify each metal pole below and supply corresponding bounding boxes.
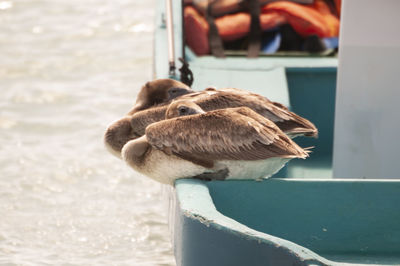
[181,0,186,63]
[165,0,176,77]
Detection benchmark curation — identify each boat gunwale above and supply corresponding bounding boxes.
[174,178,400,266]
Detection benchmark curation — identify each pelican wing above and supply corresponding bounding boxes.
[145,107,308,167]
[130,105,167,136]
[194,88,318,138]
[131,88,318,139]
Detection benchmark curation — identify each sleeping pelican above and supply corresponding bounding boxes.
[105,83,317,157]
[121,100,309,185]
[105,79,193,157]
[127,78,193,114]
[130,87,318,138]
[104,79,318,157]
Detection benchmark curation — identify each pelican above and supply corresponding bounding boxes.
[105,79,193,157]
[121,100,309,185]
[105,79,317,157]
[129,87,318,138]
[127,78,193,114]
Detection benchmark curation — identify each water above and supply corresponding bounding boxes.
[0,0,175,265]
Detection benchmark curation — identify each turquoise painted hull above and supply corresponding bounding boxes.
[154,1,400,265]
[172,179,400,266]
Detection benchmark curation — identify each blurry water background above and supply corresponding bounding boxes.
[0,0,176,265]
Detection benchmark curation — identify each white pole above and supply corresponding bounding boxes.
[165,0,176,77]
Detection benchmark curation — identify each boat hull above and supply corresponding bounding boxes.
[172,178,400,266]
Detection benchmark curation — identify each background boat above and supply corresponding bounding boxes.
[154,0,400,265]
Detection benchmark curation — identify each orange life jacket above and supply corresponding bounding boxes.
[312,0,340,37]
[262,1,340,38]
[334,0,341,17]
[185,0,314,17]
[184,6,286,55]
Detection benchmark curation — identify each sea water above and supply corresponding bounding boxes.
[0,0,175,265]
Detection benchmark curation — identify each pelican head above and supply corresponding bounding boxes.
[165,100,206,119]
[128,79,194,114]
[104,116,139,158]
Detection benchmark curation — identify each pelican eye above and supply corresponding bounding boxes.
[168,87,191,100]
[178,106,189,116]
[168,87,182,96]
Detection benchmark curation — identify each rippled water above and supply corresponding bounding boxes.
[0,0,175,265]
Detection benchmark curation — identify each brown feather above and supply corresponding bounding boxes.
[127,79,192,115]
[145,107,308,167]
[175,88,318,137]
[130,105,167,136]
[129,86,318,140]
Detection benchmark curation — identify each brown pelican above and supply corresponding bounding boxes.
[129,86,318,138]
[104,116,135,158]
[121,100,309,185]
[105,79,317,157]
[105,79,193,157]
[127,78,193,114]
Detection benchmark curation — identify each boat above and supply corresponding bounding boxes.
[153,0,400,265]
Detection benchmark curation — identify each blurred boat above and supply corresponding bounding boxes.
[153,1,400,265]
